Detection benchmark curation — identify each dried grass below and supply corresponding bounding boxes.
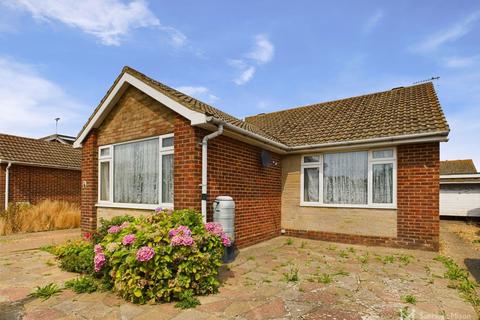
[0,200,80,235]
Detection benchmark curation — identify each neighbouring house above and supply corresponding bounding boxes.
[0,133,81,211]
[440,159,480,217]
[74,67,449,251]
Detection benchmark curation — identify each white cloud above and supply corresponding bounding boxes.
[246,34,274,64]
[0,56,85,137]
[411,11,480,53]
[443,56,478,68]
[363,9,384,33]
[229,34,274,85]
[175,86,219,104]
[234,66,255,86]
[3,0,186,46]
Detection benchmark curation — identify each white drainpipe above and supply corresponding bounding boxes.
[201,123,224,222]
[4,162,12,210]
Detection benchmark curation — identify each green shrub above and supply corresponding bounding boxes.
[65,276,98,294]
[174,290,201,309]
[95,209,226,304]
[53,239,94,274]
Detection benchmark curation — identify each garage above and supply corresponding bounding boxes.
[440,160,480,217]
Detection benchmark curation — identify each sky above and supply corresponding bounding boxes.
[0,0,479,167]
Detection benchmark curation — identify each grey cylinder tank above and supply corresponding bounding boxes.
[213,196,235,242]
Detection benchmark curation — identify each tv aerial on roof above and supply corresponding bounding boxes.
[413,76,440,84]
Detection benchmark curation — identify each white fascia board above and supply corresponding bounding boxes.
[440,174,480,179]
[73,73,207,148]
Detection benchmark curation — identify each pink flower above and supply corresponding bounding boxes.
[94,244,103,254]
[169,226,194,247]
[82,232,92,241]
[205,222,223,236]
[205,222,231,247]
[221,233,231,247]
[94,252,106,272]
[122,234,136,246]
[168,226,192,237]
[136,246,155,262]
[107,225,121,234]
[120,221,130,229]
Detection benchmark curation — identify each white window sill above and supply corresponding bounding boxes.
[96,202,173,210]
[300,202,397,210]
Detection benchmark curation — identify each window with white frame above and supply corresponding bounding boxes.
[98,134,174,208]
[301,148,396,208]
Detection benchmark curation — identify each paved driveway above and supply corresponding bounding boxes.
[0,230,478,319]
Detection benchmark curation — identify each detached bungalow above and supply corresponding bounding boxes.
[75,67,449,251]
[0,133,81,210]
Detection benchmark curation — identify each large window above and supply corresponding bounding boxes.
[301,148,396,208]
[98,134,174,209]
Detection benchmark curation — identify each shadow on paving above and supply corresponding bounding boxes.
[465,258,480,283]
[0,298,32,320]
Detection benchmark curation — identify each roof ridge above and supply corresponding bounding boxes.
[245,82,433,121]
[0,132,75,147]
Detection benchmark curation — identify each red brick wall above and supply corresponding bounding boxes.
[173,115,202,211]
[396,142,440,250]
[173,115,282,248]
[207,135,282,248]
[8,165,80,205]
[285,142,441,251]
[81,131,98,231]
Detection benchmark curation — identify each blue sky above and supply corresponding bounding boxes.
[0,0,479,167]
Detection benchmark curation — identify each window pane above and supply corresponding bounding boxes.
[162,137,174,148]
[304,155,320,163]
[323,151,368,204]
[100,162,110,201]
[373,163,393,203]
[114,138,159,204]
[100,148,110,157]
[162,154,174,203]
[372,149,393,159]
[303,167,319,202]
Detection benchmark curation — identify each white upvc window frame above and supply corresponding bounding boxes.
[97,134,174,210]
[300,147,397,209]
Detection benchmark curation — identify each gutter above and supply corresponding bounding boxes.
[440,174,480,179]
[201,119,224,222]
[0,159,80,171]
[0,160,12,210]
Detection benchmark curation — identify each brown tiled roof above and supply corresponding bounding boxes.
[77,67,281,144]
[77,67,449,149]
[244,83,449,146]
[0,134,81,169]
[440,160,477,175]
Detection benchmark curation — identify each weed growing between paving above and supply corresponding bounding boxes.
[65,276,98,294]
[29,283,62,300]
[434,255,480,309]
[401,294,417,305]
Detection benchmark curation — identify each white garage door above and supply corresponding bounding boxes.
[440,184,480,217]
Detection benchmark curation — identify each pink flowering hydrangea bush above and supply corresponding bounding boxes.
[96,209,230,304]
